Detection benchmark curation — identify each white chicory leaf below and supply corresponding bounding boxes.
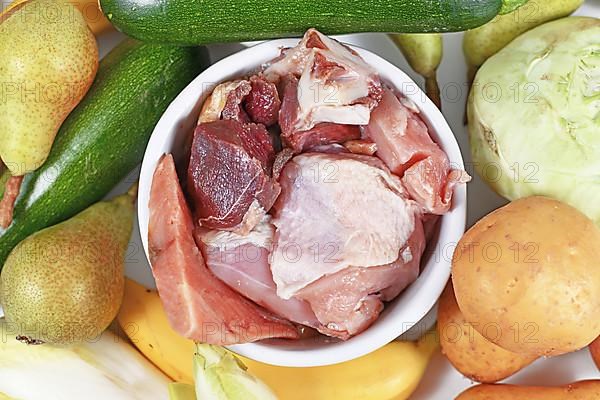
[169,383,197,400]
[194,343,277,400]
[0,319,170,400]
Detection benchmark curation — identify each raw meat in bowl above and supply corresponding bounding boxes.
[147,29,469,346]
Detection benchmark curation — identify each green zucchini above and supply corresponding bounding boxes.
[0,170,8,200]
[0,39,210,267]
[100,0,503,45]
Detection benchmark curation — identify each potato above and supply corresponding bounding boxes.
[455,381,600,400]
[438,283,536,383]
[590,336,600,371]
[452,196,600,357]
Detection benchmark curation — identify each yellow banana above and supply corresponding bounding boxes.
[118,279,439,400]
[117,279,194,383]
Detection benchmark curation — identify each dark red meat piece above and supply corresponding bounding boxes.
[187,120,279,234]
[244,75,281,127]
[241,123,276,171]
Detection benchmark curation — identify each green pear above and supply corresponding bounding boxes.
[0,186,136,344]
[463,0,583,87]
[390,33,443,109]
[0,0,98,176]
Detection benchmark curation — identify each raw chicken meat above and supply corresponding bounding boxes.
[195,217,319,328]
[279,75,361,151]
[270,152,418,300]
[297,220,425,339]
[266,29,382,152]
[148,154,299,345]
[365,89,470,214]
[187,120,280,235]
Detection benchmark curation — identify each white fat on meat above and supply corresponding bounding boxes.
[199,212,274,250]
[265,29,381,131]
[270,152,417,300]
[198,80,247,124]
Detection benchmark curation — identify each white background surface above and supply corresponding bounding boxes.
[97,2,600,398]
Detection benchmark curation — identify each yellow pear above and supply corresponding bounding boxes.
[1,0,113,35]
[0,187,136,344]
[0,0,98,176]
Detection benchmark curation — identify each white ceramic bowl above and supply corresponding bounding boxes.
[138,38,467,367]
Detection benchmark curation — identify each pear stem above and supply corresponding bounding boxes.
[425,74,442,110]
[127,182,139,202]
[110,182,138,209]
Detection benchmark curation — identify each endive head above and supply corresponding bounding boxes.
[193,343,277,400]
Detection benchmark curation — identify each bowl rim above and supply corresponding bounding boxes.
[138,37,467,367]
